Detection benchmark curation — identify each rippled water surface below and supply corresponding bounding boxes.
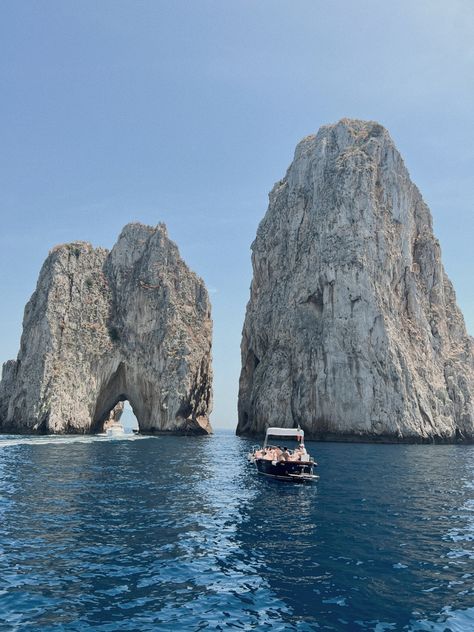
[0,431,473,631]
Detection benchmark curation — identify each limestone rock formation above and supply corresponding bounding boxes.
[0,223,212,434]
[238,119,474,442]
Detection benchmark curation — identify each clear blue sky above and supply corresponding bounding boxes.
[1,1,472,429]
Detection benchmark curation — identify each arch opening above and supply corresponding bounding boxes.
[92,393,141,434]
[120,400,139,432]
[91,363,143,433]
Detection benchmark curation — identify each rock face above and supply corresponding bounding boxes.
[0,223,212,434]
[238,119,474,442]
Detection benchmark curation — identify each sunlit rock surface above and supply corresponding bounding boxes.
[238,119,474,442]
[0,223,212,434]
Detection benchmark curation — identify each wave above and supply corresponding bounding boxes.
[0,433,157,449]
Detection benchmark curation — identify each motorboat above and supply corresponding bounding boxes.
[105,421,125,438]
[248,427,318,482]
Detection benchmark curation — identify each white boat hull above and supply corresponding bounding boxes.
[106,425,125,438]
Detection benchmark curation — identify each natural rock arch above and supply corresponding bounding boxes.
[90,363,141,433]
[0,223,213,435]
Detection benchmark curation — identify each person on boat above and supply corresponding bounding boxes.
[273,446,283,461]
[293,446,303,460]
[262,447,273,460]
[266,447,277,460]
[288,449,299,461]
[290,446,304,461]
[276,447,288,461]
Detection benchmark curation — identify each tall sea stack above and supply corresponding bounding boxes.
[0,223,213,434]
[238,119,474,442]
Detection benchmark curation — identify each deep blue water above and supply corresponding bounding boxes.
[0,431,473,631]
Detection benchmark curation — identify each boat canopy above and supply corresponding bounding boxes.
[265,427,304,437]
[264,427,304,447]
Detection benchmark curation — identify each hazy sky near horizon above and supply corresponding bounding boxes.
[1,1,473,429]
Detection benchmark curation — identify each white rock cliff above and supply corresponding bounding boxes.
[0,223,213,434]
[238,119,474,442]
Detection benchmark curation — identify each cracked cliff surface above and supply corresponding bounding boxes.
[0,223,212,434]
[237,119,474,442]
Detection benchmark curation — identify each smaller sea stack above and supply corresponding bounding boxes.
[0,223,213,435]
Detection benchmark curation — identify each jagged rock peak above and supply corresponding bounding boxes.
[0,222,213,435]
[238,119,474,442]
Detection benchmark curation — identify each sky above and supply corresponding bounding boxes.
[0,0,473,430]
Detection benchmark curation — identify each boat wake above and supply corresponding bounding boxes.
[0,433,156,449]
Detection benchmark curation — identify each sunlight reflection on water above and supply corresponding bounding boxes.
[0,432,473,630]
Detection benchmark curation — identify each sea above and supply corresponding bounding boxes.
[0,430,473,631]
